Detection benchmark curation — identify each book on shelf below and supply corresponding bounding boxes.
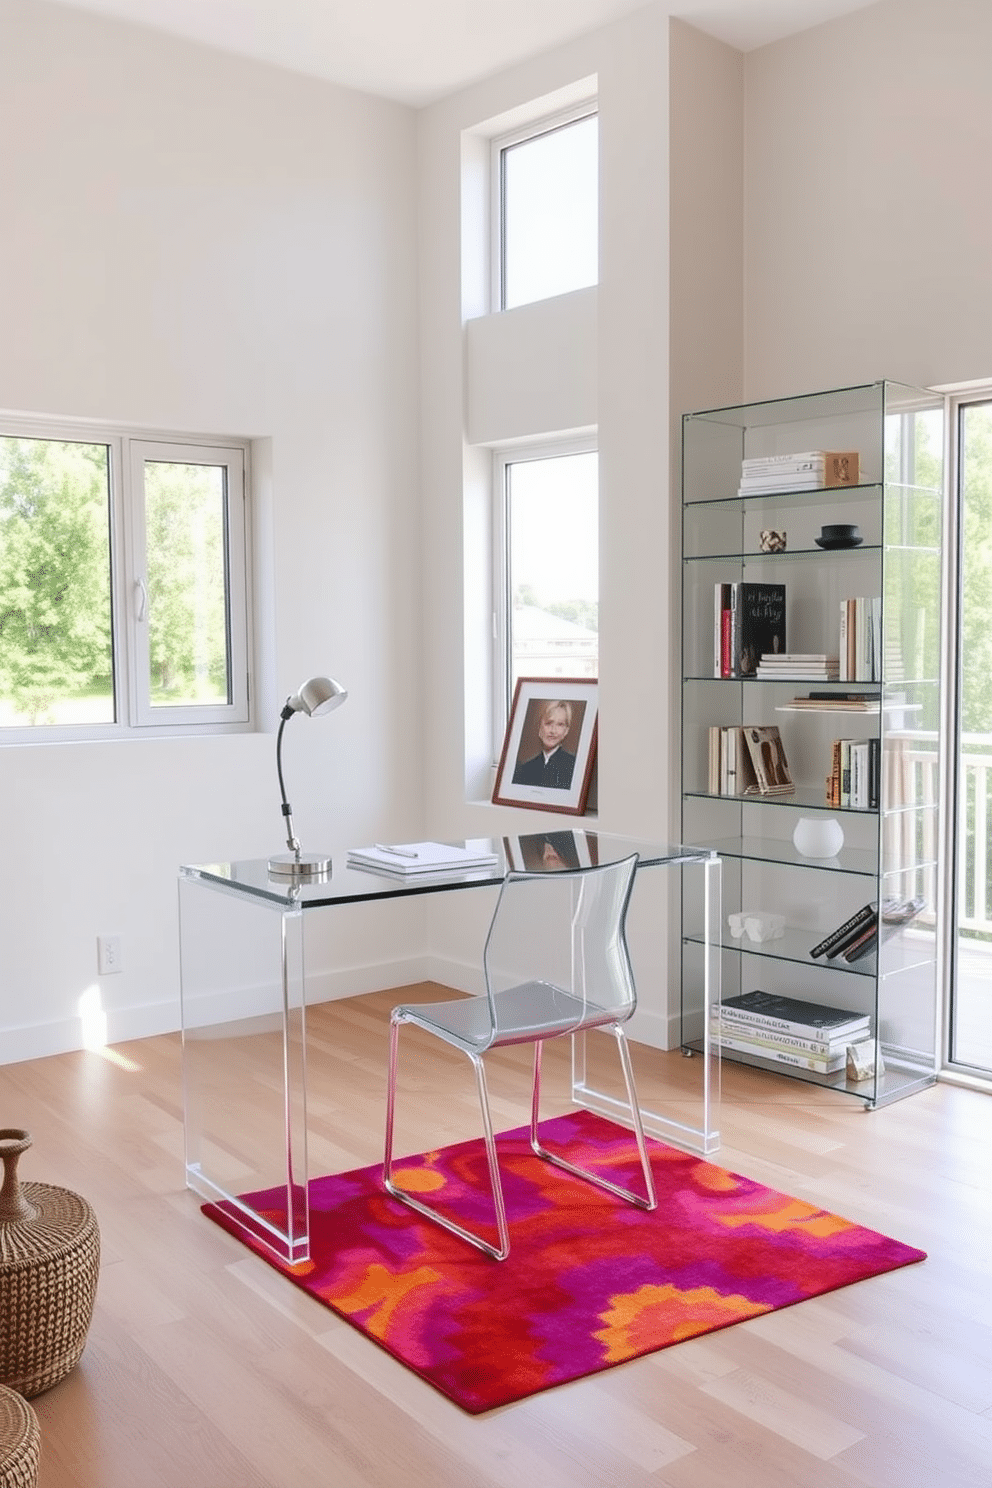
[738,474,823,494]
[718,990,871,1043]
[782,693,879,712]
[714,582,786,678]
[755,652,839,681]
[710,1029,848,1074]
[741,724,794,795]
[841,923,878,962]
[347,841,500,876]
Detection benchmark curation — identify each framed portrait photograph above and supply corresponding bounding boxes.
[492,677,598,816]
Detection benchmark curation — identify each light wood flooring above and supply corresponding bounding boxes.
[2,986,991,1488]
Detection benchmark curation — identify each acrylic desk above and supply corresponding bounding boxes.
[178,829,721,1262]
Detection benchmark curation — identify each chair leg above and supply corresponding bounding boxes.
[382,1014,511,1261]
[530,1028,657,1211]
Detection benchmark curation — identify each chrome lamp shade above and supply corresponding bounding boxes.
[267,675,348,879]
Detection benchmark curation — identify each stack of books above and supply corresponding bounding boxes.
[839,597,882,681]
[737,450,860,495]
[826,737,880,809]
[347,841,500,878]
[781,692,881,713]
[714,582,786,678]
[755,652,840,681]
[711,990,870,1073]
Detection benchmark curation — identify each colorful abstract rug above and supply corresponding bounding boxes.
[203,1111,925,1413]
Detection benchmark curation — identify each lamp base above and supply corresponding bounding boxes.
[267,852,332,880]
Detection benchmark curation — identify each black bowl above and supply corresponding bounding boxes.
[816,522,862,549]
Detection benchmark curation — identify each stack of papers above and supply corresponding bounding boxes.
[347,841,500,877]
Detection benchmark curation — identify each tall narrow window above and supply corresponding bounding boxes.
[949,398,992,1074]
[494,446,598,749]
[498,109,598,310]
[129,442,248,727]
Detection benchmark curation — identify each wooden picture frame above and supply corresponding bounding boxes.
[492,677,598,816]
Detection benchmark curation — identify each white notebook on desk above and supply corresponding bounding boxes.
[347,841,499,876]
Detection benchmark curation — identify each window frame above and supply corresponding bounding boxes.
[491,435,598,761]
[0,415,252,743]
[491,100,599,314]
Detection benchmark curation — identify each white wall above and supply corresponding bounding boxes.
[744,0,992,397]
[0,0,425,1060]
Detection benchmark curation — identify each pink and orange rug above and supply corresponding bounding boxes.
[204,1111,925,1413]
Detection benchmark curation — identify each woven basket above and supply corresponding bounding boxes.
[0,1385,40,1488]
[0,1130,100,1399]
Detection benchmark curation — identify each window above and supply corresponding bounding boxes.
[947,393,992,1075]
[496,106,598,311]
[0,420,249,739]
[493,444,598,752]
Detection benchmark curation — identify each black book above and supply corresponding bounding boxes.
[733,583,786,677]
[809,901,876,959]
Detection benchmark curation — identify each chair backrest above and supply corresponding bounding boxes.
[482,853,640,1042]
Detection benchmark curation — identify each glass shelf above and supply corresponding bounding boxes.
[684,482,882,510]
[683,543,882,564]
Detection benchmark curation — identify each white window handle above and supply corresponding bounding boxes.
[134,577,148,622]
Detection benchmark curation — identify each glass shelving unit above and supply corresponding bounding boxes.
[680,381,943,1109]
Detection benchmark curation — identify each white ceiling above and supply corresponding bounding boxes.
[52,0,882,106]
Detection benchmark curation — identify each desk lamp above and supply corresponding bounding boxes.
[267,675,348,879]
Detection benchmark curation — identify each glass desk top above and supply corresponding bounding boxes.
[180,829,717,908]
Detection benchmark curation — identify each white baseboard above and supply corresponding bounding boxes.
[1,955,679,1065]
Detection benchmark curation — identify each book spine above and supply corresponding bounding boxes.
[827,738,841,807]
[712,1033,846,1073]
[708,726,721,794]
[840,739,852,808]
[809,901,876,958]
[729,584,740,677]
[721,603,733,679]
[868,736,880,809]
[718,1005,868,1045]
[838,601,848,682]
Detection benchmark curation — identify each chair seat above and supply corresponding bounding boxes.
[396,981,615,1051]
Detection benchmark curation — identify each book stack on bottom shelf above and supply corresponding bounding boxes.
[711,990,870,1075]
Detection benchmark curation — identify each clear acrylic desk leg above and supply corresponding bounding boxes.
[571,853,722,1156]
[178,874,310,1263]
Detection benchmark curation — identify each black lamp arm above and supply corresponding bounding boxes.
[275,710,301,855]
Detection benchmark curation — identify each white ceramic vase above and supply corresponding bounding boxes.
[792,816,844,858]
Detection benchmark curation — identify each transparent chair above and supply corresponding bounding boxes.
[382,853,657,1260]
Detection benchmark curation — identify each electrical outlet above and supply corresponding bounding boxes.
[97,935,123,975]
